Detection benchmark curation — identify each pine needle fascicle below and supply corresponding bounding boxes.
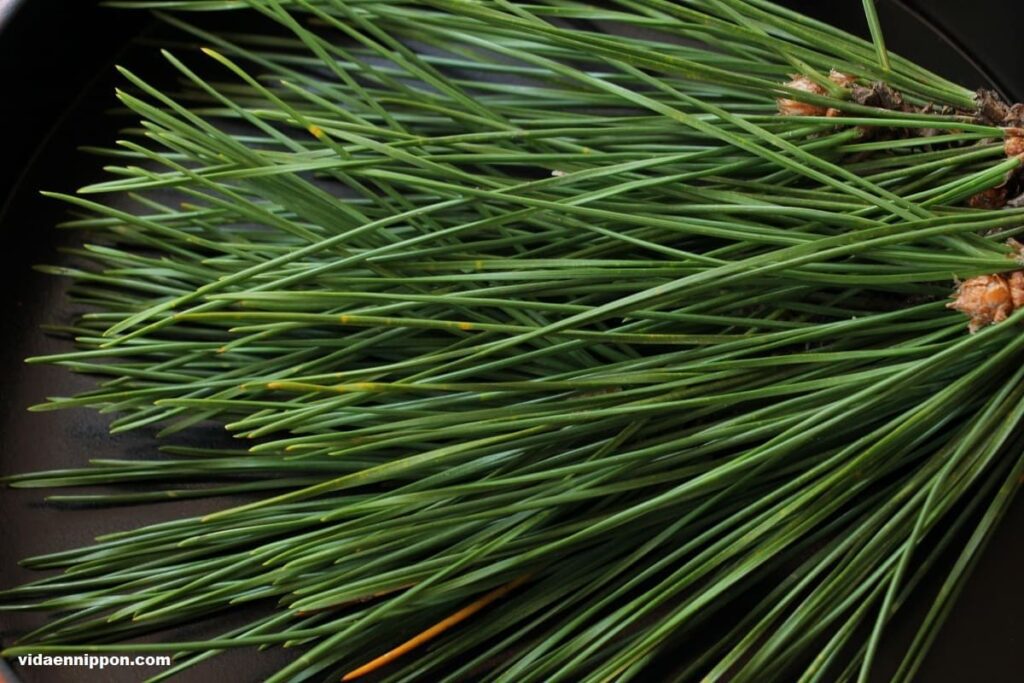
[4,1,1024,682]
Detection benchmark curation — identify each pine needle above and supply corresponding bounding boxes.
[3,1,1023,681]
[341,574,533,681]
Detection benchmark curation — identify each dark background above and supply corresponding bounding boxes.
[0,1,1021,681]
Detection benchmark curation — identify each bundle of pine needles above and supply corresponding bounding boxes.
[3,1,1024,681]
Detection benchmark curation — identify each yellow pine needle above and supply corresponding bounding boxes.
[341,574,532,681]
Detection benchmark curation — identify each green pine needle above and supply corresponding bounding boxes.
[3,1,1023,682]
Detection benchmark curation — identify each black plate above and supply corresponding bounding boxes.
[1,2,1021,681]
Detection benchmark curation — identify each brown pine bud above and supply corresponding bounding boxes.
[968,186,1008,209]
[947,273,1022,333]
[1005,128,1024,158]
[828,70,857,88]
[777,75,828,117]
[777,72,856,117]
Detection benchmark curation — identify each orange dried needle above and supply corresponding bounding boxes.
[341,573,533,681]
